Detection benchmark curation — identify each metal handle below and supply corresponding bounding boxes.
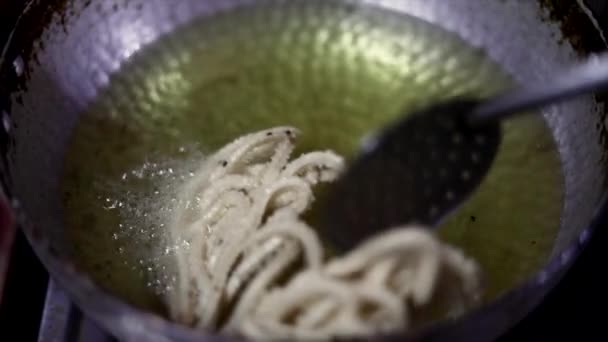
[469,54,608,124]
[0,189,16,306]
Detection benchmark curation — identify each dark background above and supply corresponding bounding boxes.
[0,0,608,341]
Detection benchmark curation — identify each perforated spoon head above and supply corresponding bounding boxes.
[321,99,500,251]
[321,55,608,251]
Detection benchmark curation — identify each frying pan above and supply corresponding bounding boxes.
[1,0,607,341]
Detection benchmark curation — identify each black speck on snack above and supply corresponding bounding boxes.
[285,130,292,136]
[220,160,228,167]
[266,132,273,136]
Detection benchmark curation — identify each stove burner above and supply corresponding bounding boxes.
[38,281,115,342]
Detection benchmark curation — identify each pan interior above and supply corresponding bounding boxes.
[61,0,563,322]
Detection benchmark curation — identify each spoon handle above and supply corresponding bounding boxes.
[469,54,608,124]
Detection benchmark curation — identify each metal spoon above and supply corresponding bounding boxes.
[322,54,608,251]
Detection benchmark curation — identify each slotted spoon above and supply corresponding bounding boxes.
[323,54,608,251]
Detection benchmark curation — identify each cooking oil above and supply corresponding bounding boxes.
[61,0,563,319]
